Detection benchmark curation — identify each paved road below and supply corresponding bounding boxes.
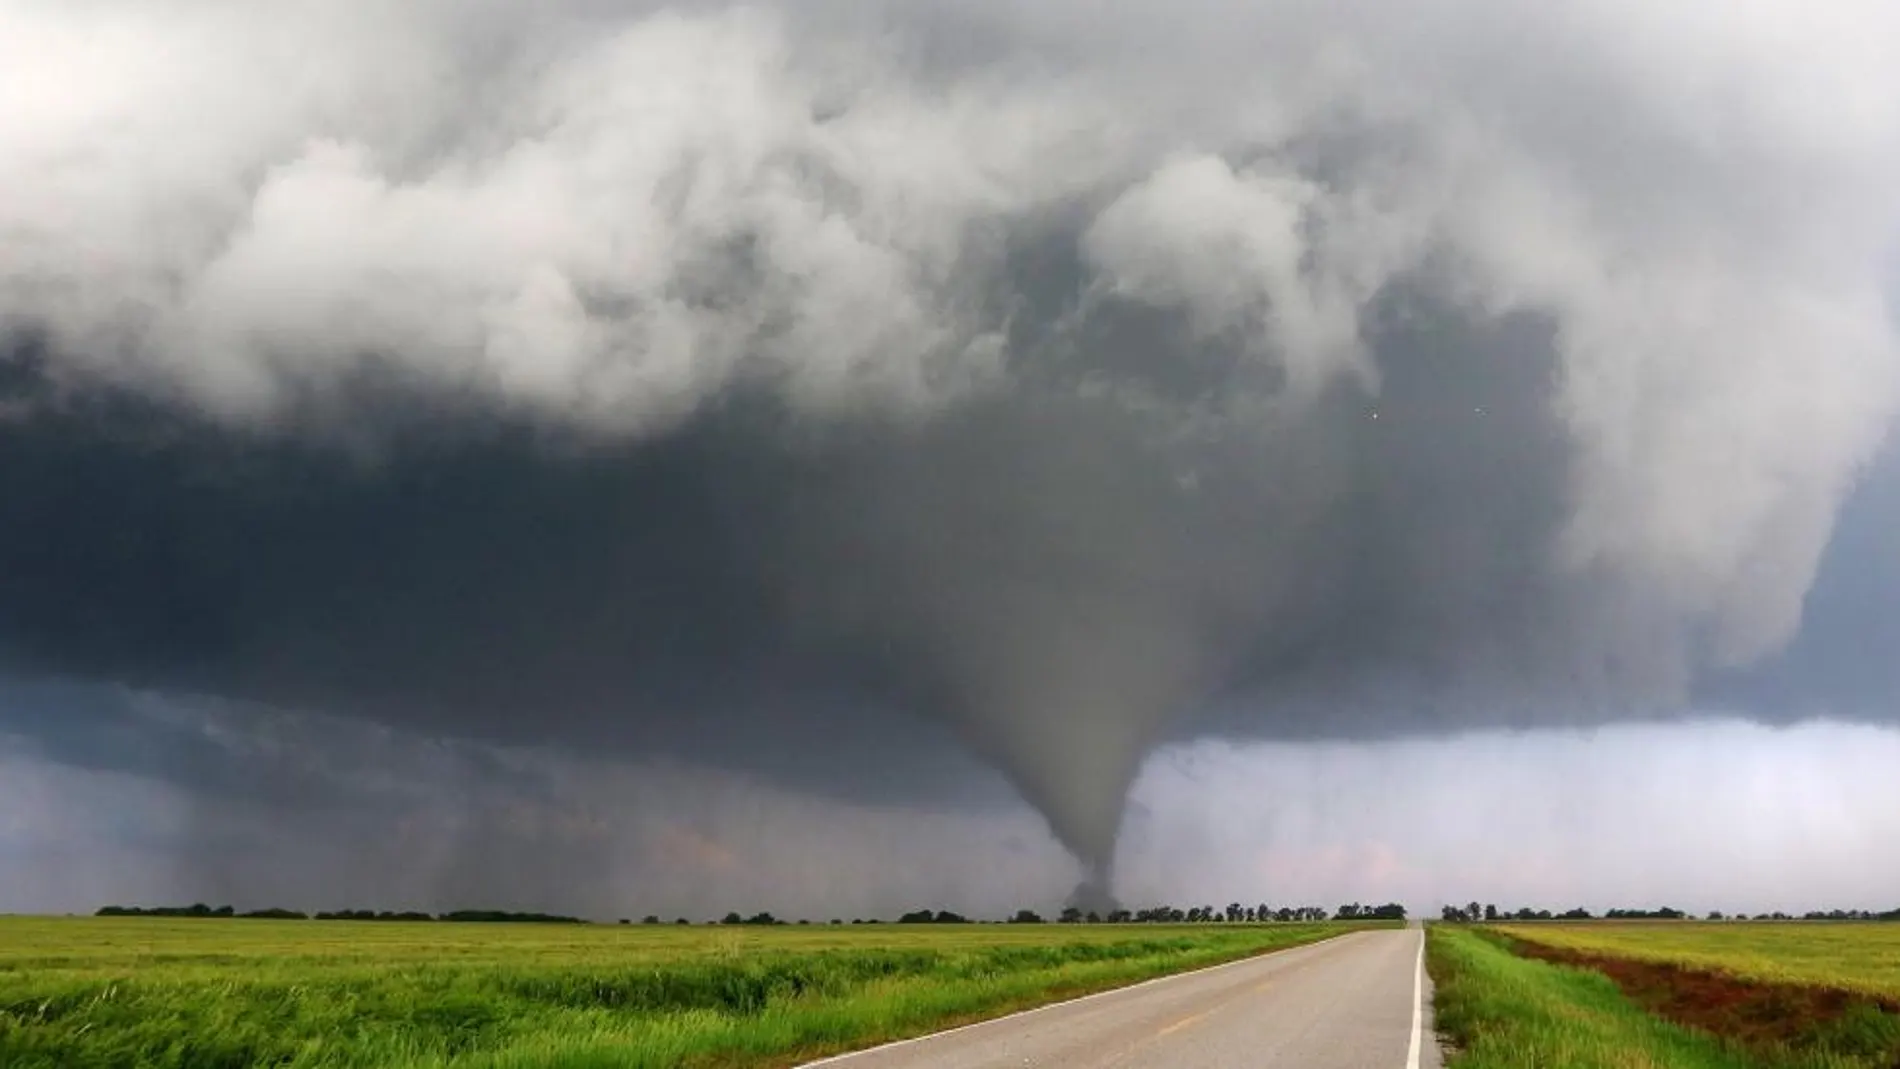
[804,925,1440,1069]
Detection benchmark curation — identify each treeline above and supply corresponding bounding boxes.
[1088,903,1400,923]
[1743,908,1900,922]
[1439,902,1900,923]
[888,903,1398,925]
[898,910,970,924]
[95,901,1419,927]
[95,904,586,924]
[656,904,1397,926]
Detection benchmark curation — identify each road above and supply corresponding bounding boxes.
[803,925,1439,1069]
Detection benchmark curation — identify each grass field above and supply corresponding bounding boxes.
[0,917,1371,1068]
[1493,923,1900,1000]
[1429,926,1772,1068]
[1431,924,1900,1069]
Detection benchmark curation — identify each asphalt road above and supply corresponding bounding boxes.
[803,925,1440,1069]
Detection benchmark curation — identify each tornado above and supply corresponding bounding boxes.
[1,0,1898,906]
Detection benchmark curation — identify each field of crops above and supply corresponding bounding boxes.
[1430,923,1900,1069]
[0,917,1366,1068]
[1493,922,1900,999]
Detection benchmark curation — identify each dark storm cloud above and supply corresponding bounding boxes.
[0,376,995,807]
[0,290,1869,874]
[2,0,1898,882]
[1707,443,1900,719]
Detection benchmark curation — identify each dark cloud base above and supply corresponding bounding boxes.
[3,288,1895,879]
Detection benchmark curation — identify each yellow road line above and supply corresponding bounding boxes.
[1155,1010,1214,1037]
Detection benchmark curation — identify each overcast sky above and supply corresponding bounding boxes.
[1,0,1897,917]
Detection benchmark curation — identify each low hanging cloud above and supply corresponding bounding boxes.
[2,0,1898,887]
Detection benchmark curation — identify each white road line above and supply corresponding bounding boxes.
[1405,928,1425,1069]
[796,930,1363,1067]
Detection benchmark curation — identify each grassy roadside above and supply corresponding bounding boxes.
[1427,926,1853,1069]
[0,920,1376,1068]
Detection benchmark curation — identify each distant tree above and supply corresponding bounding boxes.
[722,912,744,925]
[98,903,261,919]
[744,912,778,926]
[675,918,690,925]
[1059,907,1083,924]
[642,915,660,925]
[1086,912,1101,924]
[1483,904,1499,921]
[1605,906,1690,921]
[1010,909,1045,924]
[433,910,577,924]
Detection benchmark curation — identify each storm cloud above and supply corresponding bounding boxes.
[2,0,1898,892]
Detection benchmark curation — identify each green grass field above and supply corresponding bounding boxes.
[0,917,1370,1069]
[1430,924,1900,1069]
[1429,926,1771,1069]
[1493,923,1900,1000]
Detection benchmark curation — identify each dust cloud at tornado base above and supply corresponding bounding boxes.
[1,0,1898,901]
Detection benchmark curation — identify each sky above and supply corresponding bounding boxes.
[1,0,1898,919]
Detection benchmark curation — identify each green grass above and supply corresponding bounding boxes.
[0,917,1375,1068]
[1430,926,1776,1068]
[1492,923,1900,1000]
[1429,926,1899,1069]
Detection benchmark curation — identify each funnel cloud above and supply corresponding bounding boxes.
[2,0,1898,898]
